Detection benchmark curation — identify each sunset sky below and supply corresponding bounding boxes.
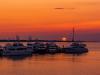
[0,0,100,41]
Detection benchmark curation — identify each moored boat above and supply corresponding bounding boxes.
[3,43,32,56]
[0,46,4,56]
[3,36,33,56]
[63,26,88,54]
[27,41,47,54]
[46,43,60,54]
[63,42,88,54]
[3,43,33,56]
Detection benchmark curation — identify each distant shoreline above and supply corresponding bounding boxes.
[0,40,99,42]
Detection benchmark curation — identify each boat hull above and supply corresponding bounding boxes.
[63,47,88,54]
[47,49,57,54]
[3,50,33,56]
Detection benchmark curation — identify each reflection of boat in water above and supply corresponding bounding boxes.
[63,27,88,54]
[46,43,60,54]
[3,36,33,56]
[6,55,32,60]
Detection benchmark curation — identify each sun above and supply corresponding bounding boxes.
[62,37,67,41]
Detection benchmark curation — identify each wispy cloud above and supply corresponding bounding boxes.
[54,8,65,9]
[54,7,75,10]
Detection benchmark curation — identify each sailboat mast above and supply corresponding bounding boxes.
[16,35,20,43]
[72,27,75,42]
[28,36,33,42]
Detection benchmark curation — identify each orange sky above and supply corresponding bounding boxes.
[0,0,100,40]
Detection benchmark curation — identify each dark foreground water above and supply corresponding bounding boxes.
[0,42,100,75]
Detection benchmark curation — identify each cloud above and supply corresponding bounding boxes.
[54,8,65,10]
[54,7,75,10]
[66,8,75,10]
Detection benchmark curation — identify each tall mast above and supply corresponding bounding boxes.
[16,35,20,43]
[72,27,75,42]
[28,36,32,42]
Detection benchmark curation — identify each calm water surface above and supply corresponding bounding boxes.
[0,42,100,75]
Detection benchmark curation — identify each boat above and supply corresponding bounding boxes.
[33,42,47,54]
[63,27,88,54]
[0,46,4,56]
[3,43,33,56]
[63,42,88,54]
[3,36,33,56]
[27,42,47,54]
[27,37,47,54]
[46,43,60,54]
[27,36,35,53]
[27,42,34,52]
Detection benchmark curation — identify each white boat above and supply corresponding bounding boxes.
[3,36,33,56]
[64,27,88,54]
[64,42,88,54]
[3,43,33,56]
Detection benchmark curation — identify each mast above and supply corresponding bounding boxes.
[16,35,20,43]
[28,36,32,44]
[28,36,33,43]
[72,27,75,42]
[28,36,32,41]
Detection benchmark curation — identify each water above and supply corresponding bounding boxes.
[0,42,100,75]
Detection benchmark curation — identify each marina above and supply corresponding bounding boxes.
[0,27,89,56]
[0,41,88,57]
